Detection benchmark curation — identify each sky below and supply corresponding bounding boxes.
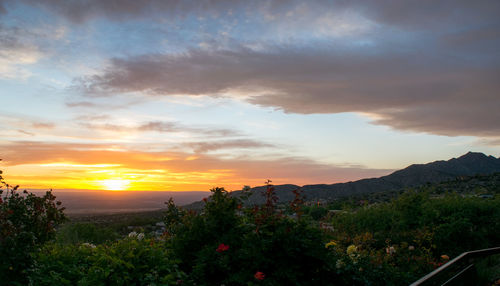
[0,0,499,191]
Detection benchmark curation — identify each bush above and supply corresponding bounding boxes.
[329,191,500,285]
[307,206,328,220]
[166,185,337,285]
[332,191,500,256]
[0,166,66,285]
[30,237,185,285]
[56,223,119,245]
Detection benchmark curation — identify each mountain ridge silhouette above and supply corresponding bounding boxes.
[216,152,500,205]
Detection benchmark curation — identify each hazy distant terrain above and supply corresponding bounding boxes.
[28,190,209,214]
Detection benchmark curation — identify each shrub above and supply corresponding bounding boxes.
[56,223,119,245]
[166,185,337,285]
[307,206,328,221]
[329,191,500,285]
[0,166,66,285]
[30,237,185,285]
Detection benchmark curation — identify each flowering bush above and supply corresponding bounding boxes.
[169,185,338,285]
[0,167,66,284]
[328,191,500,285]
[216,243,230,252]
[254,271,265,280]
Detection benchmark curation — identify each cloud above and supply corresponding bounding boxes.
[475,137,500,147]
[0,114,56,134]
[32,122,55,129]
[0,1,6,14]
[79,41,500,137]
[0,24,42,79]
[0,141,391,187]
[1,0,279,23]
[4,1,499,138]
[66,101,98,108]
[4,0,499,30]
[78,119,241,138]
[138,121,240,137]
[17,130,34,136]
[185,139,274,153]
[74,119,271,153]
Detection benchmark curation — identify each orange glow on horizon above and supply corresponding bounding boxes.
[0,143,383,192]
[1,162,256,192]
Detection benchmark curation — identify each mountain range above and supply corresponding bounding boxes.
[200,152,500,206]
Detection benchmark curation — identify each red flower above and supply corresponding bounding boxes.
[203,198,208,203]
[254,271,265,280]
[216,243,229,252]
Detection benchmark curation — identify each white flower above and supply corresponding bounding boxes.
[386,246,396,255]
[81,242,96,249]
[336,259,345,269]
[137,233,145,241]
[128,231,138,238]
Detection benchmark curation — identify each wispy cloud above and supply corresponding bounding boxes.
[66,101,98,108]
[185,139,274,153]
[138,121,240,137]
[78,120,241,138]
[32,122,55,129]
[0,140,391,190]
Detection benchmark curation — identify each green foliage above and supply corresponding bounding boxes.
[328,191,500,285]
[166,187,245,279]
[56,223,119,245]
[166,185,336,285]
[305,206,328,221]
[0,167,66,285]
[30,237,185,285]
[332,191,500,256]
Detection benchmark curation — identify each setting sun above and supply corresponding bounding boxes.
[100,179,131,191]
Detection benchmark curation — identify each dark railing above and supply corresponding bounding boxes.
[410,246,500,286]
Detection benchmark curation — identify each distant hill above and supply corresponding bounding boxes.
[187,152,500,207]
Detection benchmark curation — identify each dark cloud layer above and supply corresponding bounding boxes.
[1,0,253,23]
[83,43,500,137]
[3,0,499,29]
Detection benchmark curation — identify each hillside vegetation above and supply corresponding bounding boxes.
[2,175,500,285]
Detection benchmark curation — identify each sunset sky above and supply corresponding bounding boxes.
[1,0,499,191]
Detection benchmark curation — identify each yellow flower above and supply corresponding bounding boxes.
[325,240,337,248]
[346,245,357,256]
